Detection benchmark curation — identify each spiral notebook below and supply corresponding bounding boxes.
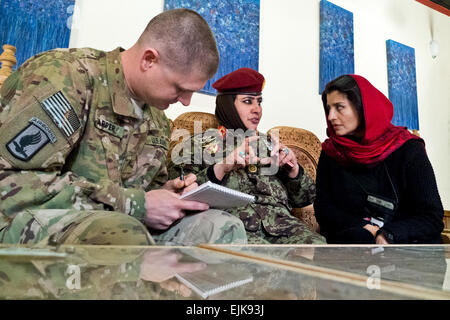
[179,181,255,209]
[175,264,253,299]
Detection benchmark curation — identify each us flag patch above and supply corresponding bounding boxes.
[41,91,81,138]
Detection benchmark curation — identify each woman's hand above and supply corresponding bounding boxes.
[278,143,300,178]
[363,224,379,237]
[375,233,389,245]
[363,224,389,244]
[213,135,259,181]
[260,133,299,178]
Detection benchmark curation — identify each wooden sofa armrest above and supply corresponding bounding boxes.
[0,45,17,88]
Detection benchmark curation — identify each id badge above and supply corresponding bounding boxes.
[367,195,395,210]
[365,193,397,225]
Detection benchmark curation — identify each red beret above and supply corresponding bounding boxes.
[212,68,265,95]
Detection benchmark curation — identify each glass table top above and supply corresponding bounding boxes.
[0,244,449,300]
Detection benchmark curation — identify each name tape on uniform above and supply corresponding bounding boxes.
[94,118,124,139]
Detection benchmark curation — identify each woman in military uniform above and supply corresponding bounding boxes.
[168,68,325,244]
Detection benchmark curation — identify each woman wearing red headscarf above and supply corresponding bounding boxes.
[314,75,444,244]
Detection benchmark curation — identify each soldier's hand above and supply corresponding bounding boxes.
[144,189,209,230]
[140,249,207,283]
[140,249,206,297]
[163,173,198,195]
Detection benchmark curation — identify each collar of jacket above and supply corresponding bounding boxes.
[105,47,144,120]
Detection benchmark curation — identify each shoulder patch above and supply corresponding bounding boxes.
[40,91,81,138]
[29,117,57,143]
[6,123,50,161]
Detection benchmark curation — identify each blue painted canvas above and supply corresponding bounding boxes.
[164,0,260,95]
[319,0,354,94]
[0,0,74,69]
[386,40,419,130]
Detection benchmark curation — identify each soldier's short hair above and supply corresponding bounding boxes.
[138,8,219,78]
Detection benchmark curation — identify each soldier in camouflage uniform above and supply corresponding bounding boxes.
[169,68,326,244]
[0,9,247,246]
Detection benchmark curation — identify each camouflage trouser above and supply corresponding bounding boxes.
[151,209,248,246]
[0,209,248,246]
[0,209,153,246]
[246,223,326,245]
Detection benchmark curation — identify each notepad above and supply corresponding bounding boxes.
[179,181,255,209]
[175,264,253,299]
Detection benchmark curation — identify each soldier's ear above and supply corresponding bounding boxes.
[140,48,159,71]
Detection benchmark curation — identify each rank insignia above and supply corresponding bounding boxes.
[41,91,81,138]
[7,123,50,161]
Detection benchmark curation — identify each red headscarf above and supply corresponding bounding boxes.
[322,75,423,166]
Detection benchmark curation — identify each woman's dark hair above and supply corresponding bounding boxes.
[215,94,247,130]
[321,75,365,127]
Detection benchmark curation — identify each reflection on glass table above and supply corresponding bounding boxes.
[198,244,450,299]
[0,244,449,300]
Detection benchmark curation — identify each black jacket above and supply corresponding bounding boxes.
[314,140,444,244]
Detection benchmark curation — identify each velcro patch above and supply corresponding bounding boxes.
[29,117,57,143]
[6,124,50,161]
[41,91,81,138]
[147,136,169,150]
[95,117,124,138]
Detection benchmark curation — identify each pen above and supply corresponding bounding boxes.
[180,167,184,181]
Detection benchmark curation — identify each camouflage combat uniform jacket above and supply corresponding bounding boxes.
[169,128,318,239]
[0,48,170,236]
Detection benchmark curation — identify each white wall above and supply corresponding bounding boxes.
[70,0,450,209]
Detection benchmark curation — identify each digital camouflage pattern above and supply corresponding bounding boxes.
[169,128,326,244]
[0,48,246,246]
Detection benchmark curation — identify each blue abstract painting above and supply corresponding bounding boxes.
[319,0,354,94]
[164,0,260,95]
[0,0,74,69]
[386,40,419,130]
